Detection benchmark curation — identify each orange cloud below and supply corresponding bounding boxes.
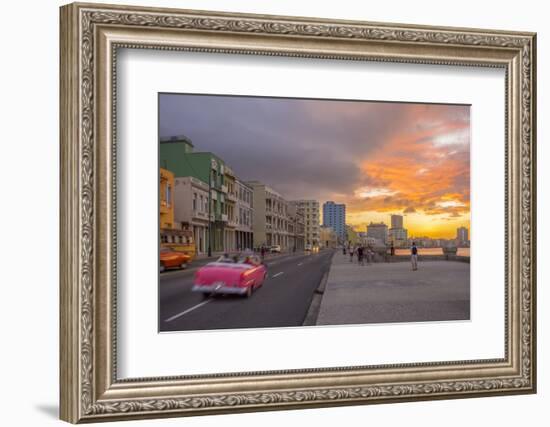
[343,104,471,238]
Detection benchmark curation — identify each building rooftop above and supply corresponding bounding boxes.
[160,135,194,146]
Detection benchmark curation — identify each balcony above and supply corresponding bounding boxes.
[226,192,237,202]
[227,218,239,228]
[193,210,208,221]
[220,185,228,194]
[221,214,228,222]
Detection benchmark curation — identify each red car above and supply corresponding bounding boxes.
[192,254,268,298]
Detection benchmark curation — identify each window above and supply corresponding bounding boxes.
[166,184,172,207]
[193,192,197,211]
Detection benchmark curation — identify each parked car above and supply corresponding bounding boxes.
[270,245,282,253]
[159,247,191,272]
[192,254,268,298]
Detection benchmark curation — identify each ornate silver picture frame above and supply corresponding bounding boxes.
[60,2,536,423]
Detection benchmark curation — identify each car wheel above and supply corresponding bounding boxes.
[180,262,187,270]
[260,272,268,286]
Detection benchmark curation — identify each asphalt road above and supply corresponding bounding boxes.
[159,249,335,332]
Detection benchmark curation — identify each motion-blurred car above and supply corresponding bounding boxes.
[270,245,282,253]
[192,254,268,298]
[159,247,191,272]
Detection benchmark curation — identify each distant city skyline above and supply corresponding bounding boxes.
[160,93,470,239]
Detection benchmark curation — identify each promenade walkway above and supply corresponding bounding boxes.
[316,252,470,325]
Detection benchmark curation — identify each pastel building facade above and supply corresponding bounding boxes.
[248,181,290,250]
[235,179,254,250]
[160,167,194,248]
[160,168,174,230]
[173,176,210,253]
[222,165,238,252]
[287,204,306,251]
[290,200,320,248]
[160,135,244,254]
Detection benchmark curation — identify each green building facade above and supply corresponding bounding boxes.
[160,135,227,253]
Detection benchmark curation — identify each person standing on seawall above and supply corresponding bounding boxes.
[357,245,364,266]
[411,241,418,271]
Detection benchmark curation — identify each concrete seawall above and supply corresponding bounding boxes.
[386,254,470,263]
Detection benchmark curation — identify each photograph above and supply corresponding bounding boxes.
[158,94,471,332]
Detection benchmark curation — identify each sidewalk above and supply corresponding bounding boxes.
[316,252,470,325]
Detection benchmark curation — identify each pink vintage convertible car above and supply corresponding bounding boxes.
[192,254,268,298]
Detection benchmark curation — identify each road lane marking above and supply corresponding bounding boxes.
[272,272,284,278]
[298,263,303,266]
[164,299,212,322]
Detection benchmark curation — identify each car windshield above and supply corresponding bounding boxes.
[215,254,259,265]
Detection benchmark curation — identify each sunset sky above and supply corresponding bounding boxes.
[160,94,470,239]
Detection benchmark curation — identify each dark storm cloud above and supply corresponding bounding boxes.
[159,94,413,201]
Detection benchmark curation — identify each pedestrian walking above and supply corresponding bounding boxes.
[411,242,418,271]
[260,245,266,262]
[357,246,364,266]
[366,246,373,265]
[349,246,355,262]
[390,242,395,256]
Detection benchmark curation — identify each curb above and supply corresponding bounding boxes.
[302,251,335,326]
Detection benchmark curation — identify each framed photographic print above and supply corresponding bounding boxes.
[60,2,537,423]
